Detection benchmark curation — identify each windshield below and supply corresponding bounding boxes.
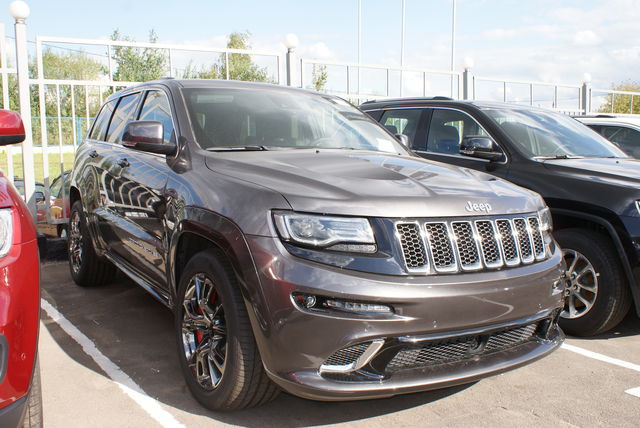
[182,87,407,153]
[483,107,627,159]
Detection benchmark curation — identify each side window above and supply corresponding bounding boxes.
[600,126,640,157]
[426,109,491,155]
[379,109,422,148]
[105,93,142,144]
[49,176,62,198]
[138,91,176,143]
[89,100,115,141]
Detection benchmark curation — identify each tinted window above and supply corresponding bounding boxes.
[484,108,627,159]
[597,125,640,158]
[380,109,422,149]
[138,91,176,143]
[182,88,409,154]
[50,176,62,198]
[427,109,491,155]
[106,93,142,144]
[89,100,115,141]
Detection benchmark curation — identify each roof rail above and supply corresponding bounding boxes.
[361,96,455,104]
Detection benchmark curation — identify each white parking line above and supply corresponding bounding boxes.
[41,298,185,428]
[562,343,640,399]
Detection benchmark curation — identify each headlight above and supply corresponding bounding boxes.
[538,207,553,232]
[273,212,376,253]
[0,209,13,258]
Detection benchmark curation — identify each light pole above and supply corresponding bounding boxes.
[450,0,457,97]
[400,0,405,96]
[283,33,299,87]
[581,73,592,114]
[462,56,474,100]
[9,0,36,218]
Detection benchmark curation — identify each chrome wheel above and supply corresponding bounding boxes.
[69,210,83,274]
[181,273,226,390]
[561,248,598,319]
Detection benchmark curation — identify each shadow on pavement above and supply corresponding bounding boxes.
[40,262,472,427]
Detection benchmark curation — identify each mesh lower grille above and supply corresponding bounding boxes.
[387,322,539,371]
[323,343,370,367]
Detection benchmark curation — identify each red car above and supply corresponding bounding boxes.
[0,110,42,427]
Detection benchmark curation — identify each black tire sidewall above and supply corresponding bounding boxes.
[68,201,91,283]
[556,229,630,336]
[174,250,247,410]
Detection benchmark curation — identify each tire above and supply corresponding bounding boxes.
[57,224,67,238]
[175,249,279,411]
[555,228,632,336]
[22,357,43,428]
[68,200,116,287]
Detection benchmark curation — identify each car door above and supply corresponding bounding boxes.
[378,109,427,150]
[109,89,176,290]
[415,108,510,179]
[81,98,118,251]
[593,124,640,158]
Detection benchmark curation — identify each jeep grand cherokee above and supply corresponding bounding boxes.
[68,80,565,410]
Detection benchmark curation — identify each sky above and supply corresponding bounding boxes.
[1,0,638,108]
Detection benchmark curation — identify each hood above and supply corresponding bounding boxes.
[542,157,640,187]
[205,150,543,217]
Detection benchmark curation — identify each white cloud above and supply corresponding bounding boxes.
[573,30,601,46]
[483,28,518,40]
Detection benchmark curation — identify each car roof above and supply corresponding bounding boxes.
[359,97,554,112]
[574,115,640,126]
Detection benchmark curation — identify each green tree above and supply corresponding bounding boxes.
[111,29,168,82]
[312,64,328,91]
[183,32,272,82]
[598,82,640,114]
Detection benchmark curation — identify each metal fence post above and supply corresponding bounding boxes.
[283,34,298,87]
[10,1,37,218]
[462,68,473,100]
[581,73,591,114]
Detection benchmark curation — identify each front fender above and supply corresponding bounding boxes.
[168,206,272,343]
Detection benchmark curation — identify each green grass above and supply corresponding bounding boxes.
[0,151,75,182]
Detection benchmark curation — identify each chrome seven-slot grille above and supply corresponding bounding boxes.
[396,214,546,274]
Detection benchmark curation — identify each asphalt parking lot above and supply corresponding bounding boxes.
[39,258,640,428]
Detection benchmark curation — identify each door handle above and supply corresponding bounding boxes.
[88,150,99,158]
[117,158,130,168]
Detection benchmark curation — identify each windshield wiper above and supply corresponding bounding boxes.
[206,146,268,152]
[534,155,584,160]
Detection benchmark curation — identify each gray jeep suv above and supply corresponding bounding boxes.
[68,79,565,411]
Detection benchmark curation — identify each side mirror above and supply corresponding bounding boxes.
[35,191,45,203]
[122,121,176,155]
[460,136,503,161]
[395,133,409,146]
[0,110,25,146]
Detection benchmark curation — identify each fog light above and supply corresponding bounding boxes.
[293,294,317,308]
[324,299,392,313]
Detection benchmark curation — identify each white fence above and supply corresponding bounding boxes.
[2,16,640,231]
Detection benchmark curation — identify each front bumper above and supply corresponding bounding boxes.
[245,235,565,401]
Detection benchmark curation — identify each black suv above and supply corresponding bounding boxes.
[362,98,640,336]
[68,81,565,410]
